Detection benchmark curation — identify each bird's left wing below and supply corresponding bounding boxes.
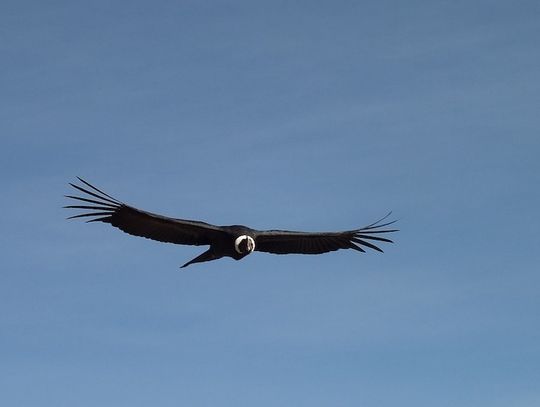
[254,215,397,255]
[65,177,226,246]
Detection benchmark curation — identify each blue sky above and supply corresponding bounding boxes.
[1,0,539,405]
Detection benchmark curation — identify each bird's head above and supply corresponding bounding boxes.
[234,235,255,255]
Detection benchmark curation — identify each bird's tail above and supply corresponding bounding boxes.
[180,249,222,269]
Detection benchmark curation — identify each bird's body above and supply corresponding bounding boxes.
[65,178,398,268]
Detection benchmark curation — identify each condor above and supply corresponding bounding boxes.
[65,178,398,268]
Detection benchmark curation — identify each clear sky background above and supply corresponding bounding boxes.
[1,1,539,406]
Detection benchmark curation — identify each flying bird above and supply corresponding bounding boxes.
[65,178,398,268]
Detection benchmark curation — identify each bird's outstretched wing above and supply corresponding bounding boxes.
[254,214,397,255]
[65,177,226,246]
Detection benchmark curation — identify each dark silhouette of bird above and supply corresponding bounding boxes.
[65,178,398,268]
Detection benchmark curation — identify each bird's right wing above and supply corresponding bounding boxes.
[65,178,226,246]
[255,215,397,255]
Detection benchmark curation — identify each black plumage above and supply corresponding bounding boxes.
[65,178,398,268]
